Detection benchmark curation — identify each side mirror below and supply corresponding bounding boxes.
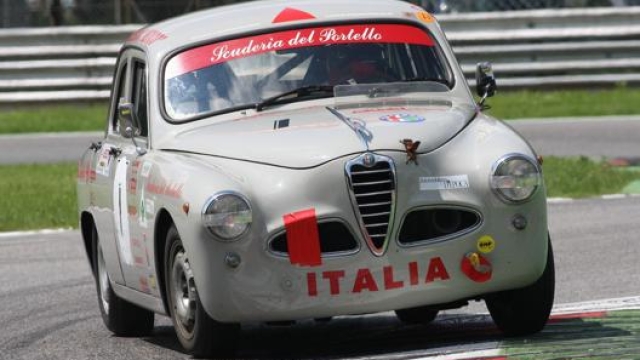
[117,102,136,139]
[475,62,497,105]
[117,101,147,155]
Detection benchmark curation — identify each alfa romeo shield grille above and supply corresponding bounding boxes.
[346,154,396,255]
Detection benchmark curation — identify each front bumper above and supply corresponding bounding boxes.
[183,147,548,323]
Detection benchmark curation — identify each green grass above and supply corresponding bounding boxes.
[543,156,640,198]
[1,88,640,134]
[0,163,78,231]
[486,87,640,120]
[0,103,106,134]
[1,157,638,231]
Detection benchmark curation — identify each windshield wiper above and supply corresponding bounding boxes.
[255,85,334,112]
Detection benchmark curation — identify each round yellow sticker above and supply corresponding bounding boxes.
[477,235,496,254]
[416,11,435,23]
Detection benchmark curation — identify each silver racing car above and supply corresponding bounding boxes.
[77,0,554,357]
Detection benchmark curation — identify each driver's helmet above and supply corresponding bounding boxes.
[326,44,391,84]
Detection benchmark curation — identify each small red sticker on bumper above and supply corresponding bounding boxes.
[461,252,492,283]
[284,209,322,267]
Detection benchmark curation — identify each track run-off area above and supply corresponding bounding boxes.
[1,196,639,359]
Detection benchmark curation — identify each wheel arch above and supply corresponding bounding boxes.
[154,208,175,315]
[80,211,96,275]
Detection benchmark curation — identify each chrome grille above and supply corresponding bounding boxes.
[346,154,396,256]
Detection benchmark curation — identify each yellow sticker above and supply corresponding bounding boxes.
[416,11,435,23]
[477,235,496,254]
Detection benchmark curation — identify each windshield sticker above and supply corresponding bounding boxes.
[379,113,425,123]
[166,24,434,78]
[416,11,435,23]
[420,175,470,191]
[272,7,316,23]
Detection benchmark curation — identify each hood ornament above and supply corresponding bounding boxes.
[326,107,373,150]
[400,139,421,165]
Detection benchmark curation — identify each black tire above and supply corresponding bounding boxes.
[395,306,439,325]
[485,237,555,336]
[91,224,154,337]
[164,225,239,358]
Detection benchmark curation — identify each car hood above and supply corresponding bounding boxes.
[161,102,475,168]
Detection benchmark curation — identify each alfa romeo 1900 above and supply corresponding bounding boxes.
[77,0,555,357]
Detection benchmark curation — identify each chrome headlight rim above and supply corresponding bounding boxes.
[490,153,542,204]
[201,191,252,241]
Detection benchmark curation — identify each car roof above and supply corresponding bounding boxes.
[125,0,439,54]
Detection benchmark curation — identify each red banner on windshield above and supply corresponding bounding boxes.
[165,24,434,78]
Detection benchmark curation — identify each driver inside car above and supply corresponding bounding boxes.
[326,44,399,85]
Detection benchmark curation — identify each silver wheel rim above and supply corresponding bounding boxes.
[171,249,196,332]
[97,244,110,315]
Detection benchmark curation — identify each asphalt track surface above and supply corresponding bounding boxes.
[0,116,639,164]
[1,197,639,359]
[1,116,638,358]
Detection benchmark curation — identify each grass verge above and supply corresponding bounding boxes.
[0,103,106,134]
[1,88,640,134]
[0,163,77,231]
[1,157,639,231]
[543,156,640,198]
[486,87,640,120]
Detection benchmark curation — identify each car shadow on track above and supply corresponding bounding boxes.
[142,311,636,359]
[144,313,502,359]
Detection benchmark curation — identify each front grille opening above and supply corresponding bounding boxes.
[349,162,394,249]
[399,208,481,245]
[270,221,358,255]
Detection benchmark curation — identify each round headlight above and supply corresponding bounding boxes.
[491,155,541,203]
[202,192,252,241]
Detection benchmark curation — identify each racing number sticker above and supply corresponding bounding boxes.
[113,158,133,265]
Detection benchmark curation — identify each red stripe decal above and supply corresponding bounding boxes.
[166,24,434,78]
[284,209,322,267]
[272,7,316,24]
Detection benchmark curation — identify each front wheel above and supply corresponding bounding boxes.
[485,237,555,336]
[91,224,154,336]
[165,225,239,358]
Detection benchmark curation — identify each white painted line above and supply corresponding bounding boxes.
[552,295,640,314]
[548,197,574,203]
[548,193,640,203]
[0,228,72,239]
[601,194,627,200]
[415,349,502,360]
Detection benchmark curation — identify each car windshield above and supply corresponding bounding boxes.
[164,23,452,122]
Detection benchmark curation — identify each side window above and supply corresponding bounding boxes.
[132,61,148,137]
[111,61,128,132]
